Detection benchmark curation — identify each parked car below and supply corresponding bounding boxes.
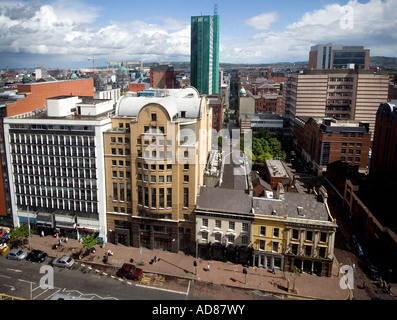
[27,249,48,263]
[52,255,75,268]
[6,249,28,261]
[116,263,143,281]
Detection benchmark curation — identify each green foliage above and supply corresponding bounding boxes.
[81,233,98,250]
[244,129,286,162]
[8,223,30,241]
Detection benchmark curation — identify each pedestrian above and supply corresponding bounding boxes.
[153,255,157,264]
[58,239,62,246]
[65,237,68,243]
[207,264,210,271]
[41,230,44,237]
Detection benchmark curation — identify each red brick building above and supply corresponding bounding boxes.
[150,64,175,89]
[6,79,94,117]
[128,83,146,92]
[370,101,397,182]
[294,117,371,175]
[255,94,284,116]
[207,94,224,132]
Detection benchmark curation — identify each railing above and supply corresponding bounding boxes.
[0,293,25,300]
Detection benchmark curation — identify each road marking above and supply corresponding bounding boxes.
[6,268,23,273]
[0,274,11,279]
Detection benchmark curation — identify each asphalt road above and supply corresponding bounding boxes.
[0,257,190,300]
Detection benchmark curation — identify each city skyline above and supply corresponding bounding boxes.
[0,0,396,69]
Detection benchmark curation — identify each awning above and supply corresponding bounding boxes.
[36,214,54,228]
[55,216,76,229]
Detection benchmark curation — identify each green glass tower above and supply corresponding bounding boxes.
[190,14,220,95]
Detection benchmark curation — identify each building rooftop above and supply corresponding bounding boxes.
[116,87,202,120]
[265,159,289,179]
[253,192,333,224]
[196,187,253,215]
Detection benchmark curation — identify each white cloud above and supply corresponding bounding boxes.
[246,11,279,30]
[225,0,397,63]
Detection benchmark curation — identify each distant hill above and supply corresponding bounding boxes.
[370,56,397,67]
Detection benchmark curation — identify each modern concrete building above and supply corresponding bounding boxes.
[283,69,389,137]
[0,79,94,220]
[104,87,212,253]
[190,14,220,95]
[3,95,113,241]
[309,43,370,70]
[240,113,284,135]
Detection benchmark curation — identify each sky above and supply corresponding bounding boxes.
[0,0,396,69]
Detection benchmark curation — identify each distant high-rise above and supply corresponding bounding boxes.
[309,43,370,70]
[190,14,220,95]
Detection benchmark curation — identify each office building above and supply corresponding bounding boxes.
[3,95,113,240]
[284,69,389,137]
[294,117,371,175]
[104,87,212,253]
[0,79,94,219]
[309,43,370,70]
[190,14,220,95]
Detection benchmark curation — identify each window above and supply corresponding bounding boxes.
[292,229,299,240]
[272,241,279,252]
[151,164,156,171]
[202,218,208,227]
[305,245,312,256]
[229,221,235,230]
[184,164,189,170]
[138,186,142,205]
[151,114,157,121]
[320,232,327,242]
[202,232,208,241]
[167,175,172,183]
[113,183,118,201]
[273,228,280,238]
[159,176,164,183]
[111,137,116,143]
[181,111,186,118]
[306,230,313,241]
[259,239,266,251]
[184,175,189,183]
[151,188,156,208]
[215,233,221,242]
[242,223,249,232]
[355,157,360,163]
[184,150,189,158]
[166,188,172,208]
[159,188,164,209]
[319,247,327,258]
[215,220,221,228]
[183,188,189,208]
[151,176,156,183]
[260,226,266,236]
[144,187,148,207]
[227,234,235,244]
[242,235,249,245]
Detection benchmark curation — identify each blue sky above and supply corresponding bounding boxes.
[1,0,396,69]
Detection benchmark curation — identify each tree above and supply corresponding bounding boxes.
[81,232,98,251]
[8,223,30,242]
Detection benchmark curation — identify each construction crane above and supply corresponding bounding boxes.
[125,61,143,72]
[106,62,122,70]
[87,58,95,71]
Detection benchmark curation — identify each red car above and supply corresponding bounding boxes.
[116,263,143,281]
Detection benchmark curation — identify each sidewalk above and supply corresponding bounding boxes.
[26,234,348,300]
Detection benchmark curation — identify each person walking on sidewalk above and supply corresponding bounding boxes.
[207,263,210,271]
